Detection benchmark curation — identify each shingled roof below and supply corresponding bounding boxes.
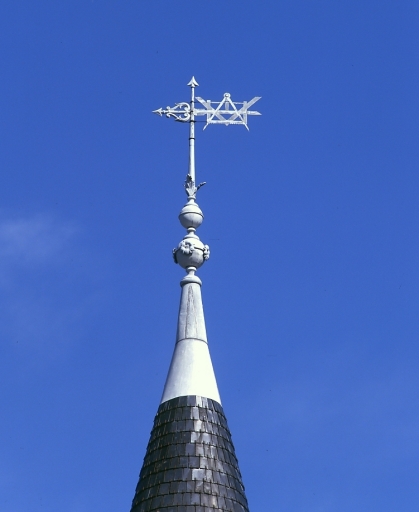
[130,396,249,512]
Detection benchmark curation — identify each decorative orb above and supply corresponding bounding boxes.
[178,201,204,230]
[174,236,206,269]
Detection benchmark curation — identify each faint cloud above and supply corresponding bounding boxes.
[0,213,102,364]
[0,215,76,271]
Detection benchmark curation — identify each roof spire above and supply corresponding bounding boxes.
[130,79,261,512]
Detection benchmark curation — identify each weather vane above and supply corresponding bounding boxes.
[154,77,261,276]
[153,77,261,183]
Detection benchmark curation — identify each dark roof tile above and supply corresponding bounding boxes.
[130,396,249,512]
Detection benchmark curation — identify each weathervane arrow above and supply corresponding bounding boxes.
[153,77,261,182]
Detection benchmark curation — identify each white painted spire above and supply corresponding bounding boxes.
[161,274,221,404]
[154,78,261,405]
[161,172,220,404]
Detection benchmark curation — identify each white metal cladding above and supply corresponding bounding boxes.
[161,282,221,404]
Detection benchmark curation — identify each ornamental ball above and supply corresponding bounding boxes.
[178,201,204,230]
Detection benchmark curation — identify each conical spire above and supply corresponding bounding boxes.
[161,274,221,403]
[130,175,250,512]
[129,79,259,512]
[161,175,220,404]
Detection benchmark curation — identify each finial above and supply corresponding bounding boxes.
[153,79,261,278]
[173,173,209,275]
[187,76,199,88]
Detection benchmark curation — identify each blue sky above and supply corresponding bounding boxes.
[0,1,418,511]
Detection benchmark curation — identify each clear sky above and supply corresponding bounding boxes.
[0,2,418,511]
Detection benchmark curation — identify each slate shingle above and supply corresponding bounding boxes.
[130,396,249,512]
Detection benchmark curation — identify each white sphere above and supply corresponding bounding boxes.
[178,201,204,230]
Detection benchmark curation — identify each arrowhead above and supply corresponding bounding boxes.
[152,108,163,116]
[187,76,199,88]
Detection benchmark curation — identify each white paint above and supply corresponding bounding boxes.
[161,338,221,404]
[161,281,221,404]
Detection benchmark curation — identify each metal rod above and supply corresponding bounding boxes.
[189,82,196,182]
